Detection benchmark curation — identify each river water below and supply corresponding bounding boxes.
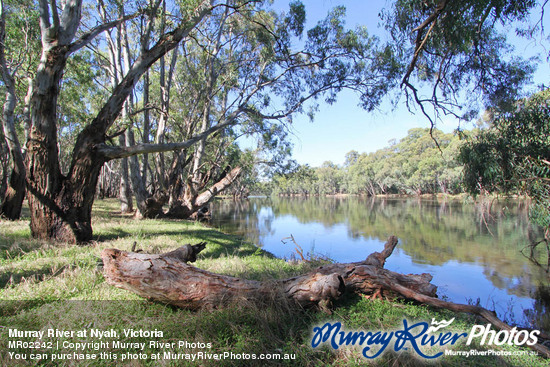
[208,196,550,332]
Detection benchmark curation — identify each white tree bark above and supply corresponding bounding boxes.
[0,0,27,218]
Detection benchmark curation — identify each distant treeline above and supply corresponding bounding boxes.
[266,128,466,196]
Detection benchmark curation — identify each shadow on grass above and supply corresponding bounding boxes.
[0,265,73,289]
[94,227,268,260]
[0,299,60,318]
[93,227,132,242]
[0,235,46,260]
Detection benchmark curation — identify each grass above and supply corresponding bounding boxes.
[0,199,548,366]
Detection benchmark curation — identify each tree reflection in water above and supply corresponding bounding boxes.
[525,286,550,333]
[209,196,549,332]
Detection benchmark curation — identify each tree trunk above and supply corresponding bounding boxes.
[1,166,26,219]
[167,151,190,208]
[154,44,178,190]
[190,6,229,189]
[0,3,25,220]
[119,134,133,213]
[101,2,133,214]
[127,129,166,219]
[0,133,8,200]
[167,166,242,218]
[26,46,78,240]
[0,86,26,219]
[141,70,150,189]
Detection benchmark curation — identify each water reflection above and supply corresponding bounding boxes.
[209,196,550,332]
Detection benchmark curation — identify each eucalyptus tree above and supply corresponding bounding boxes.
[95,0,136,214]
[0,0,40,219]
[17,0,217,242]
[95,0,170,217]
[345,153,378,196]
[384,0,540,126]
[459,89,550,232]
[316,161,342,195]
[112,1,402,219]
[0,0,400,243]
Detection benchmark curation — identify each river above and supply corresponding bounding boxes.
[208,196,549,332]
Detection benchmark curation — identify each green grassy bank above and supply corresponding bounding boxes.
[0,199,547,366]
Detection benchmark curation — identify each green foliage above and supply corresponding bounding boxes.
[270,164,318,196]
[285,0,305,37]
[316,161,342,195]
[383,0,538,118]
[459,89,550,229]
[270,128,464,196]
[301,6,401,111]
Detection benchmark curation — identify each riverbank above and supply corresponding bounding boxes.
[267,192,532,201]
[0,199,547,366]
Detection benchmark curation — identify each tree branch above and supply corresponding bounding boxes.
[195,166,243,207]
[37,0,51,36]
[49,0,60,31]
[68,12,142,54]
[58,0,83,45]
[86,0,214,136]
[95,118,236,160]
[401,0,448,88]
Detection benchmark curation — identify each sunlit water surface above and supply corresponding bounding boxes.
[209,196,550,332]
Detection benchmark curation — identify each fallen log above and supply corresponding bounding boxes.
[163,241,207,263]
[101,236,436,309]
[101,236,550,358]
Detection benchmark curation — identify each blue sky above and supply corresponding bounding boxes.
[250,0,550,167]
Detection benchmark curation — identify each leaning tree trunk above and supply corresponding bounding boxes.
[102,236,550,357]
[167,166,242,219]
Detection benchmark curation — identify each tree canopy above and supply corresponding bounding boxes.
[269,127,464,196]
[0,0,403,242]
[383,0,539,124]
[459,89,550,231]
